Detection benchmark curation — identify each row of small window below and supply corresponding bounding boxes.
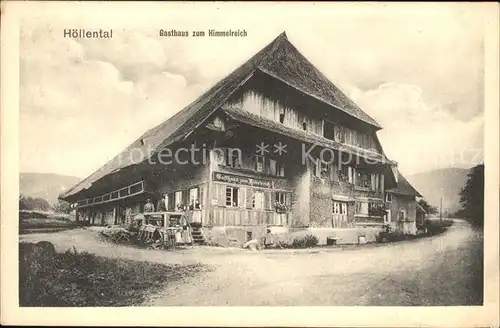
[224,186,288,209]
[323,121,376,150]
[333,201,385,216]
[162,187,201,211]
[222,149,285,177]
[276,111,376,151]
[355,201,386,216]
[332,201,348,215]
[314,160,383,191]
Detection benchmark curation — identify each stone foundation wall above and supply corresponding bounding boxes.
[205,226,383,247]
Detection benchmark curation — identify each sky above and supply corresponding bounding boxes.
[19,2,485,179]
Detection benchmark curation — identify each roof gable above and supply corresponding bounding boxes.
[62,32,382,200]
[257,34,381,128]
[387,170,422,197]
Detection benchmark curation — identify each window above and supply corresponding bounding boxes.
[333,202,340,214]
[277,163,285,177]
[334,126,346,143]
[279,113,285,124]
[189,188,198,204]
[385,192,393,203]
[357,133,373,149]
[174,191,182,207]
[368,203,385,216]
[275,192,287,205]
[315,159,329,178]
[225,187,239,207]
[302,121,307,131]
[255,155,265,172]
[269,159,276,175]
[324,120,335,140]
[355,201,369,215]
[333,201,348,215]
[213,116,224,129]
[338,165,350,182]
[252,191,264,209]
[344,128,350,144]
[355,170,371,189]
[398,210,406,222]
[226,148,240,167]
[269,159,285,177]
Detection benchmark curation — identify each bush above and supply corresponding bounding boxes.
[53,200,71,214]
[19,195,51,211]
[291,234,318,248]
[424,219,454,235]
[376,225,418,243]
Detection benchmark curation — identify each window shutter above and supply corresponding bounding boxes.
[348,167,353,183]
[264,191,272,210]
[218,185,226,206]
[270,159,277,175]
[371,174,376,191]
[238,187,245,208]
[245,188,253,209]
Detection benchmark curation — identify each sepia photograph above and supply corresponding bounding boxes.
[2,1,499,327]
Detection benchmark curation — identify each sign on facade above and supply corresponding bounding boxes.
[213,172,273,188]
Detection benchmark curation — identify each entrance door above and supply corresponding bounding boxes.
[332,201,348,228]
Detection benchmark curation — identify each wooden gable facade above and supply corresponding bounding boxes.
[61,32,415,244]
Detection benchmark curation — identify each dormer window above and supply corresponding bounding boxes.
[140,139,145,146]
[302,122,307,131]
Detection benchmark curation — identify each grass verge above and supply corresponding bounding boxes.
[19,242,211,306]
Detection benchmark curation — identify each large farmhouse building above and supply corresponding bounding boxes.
[61,32,422,245]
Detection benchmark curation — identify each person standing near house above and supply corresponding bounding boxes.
[158,195,167,212]
[144,198,155,213]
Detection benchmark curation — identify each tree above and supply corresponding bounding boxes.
[19,195,51,211]
[53,199,71,214]
[458,164,484,227]
[417,198,438,214]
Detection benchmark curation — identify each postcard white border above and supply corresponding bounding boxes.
[1,2,498,327]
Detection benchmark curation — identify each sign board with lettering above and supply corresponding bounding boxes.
[212,172,273,189]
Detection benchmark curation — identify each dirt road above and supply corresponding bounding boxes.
[20,220,483,306]
[144,220,483,306]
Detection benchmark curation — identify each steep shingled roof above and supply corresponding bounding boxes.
[61,32,382,200]
[387,170,422,197]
